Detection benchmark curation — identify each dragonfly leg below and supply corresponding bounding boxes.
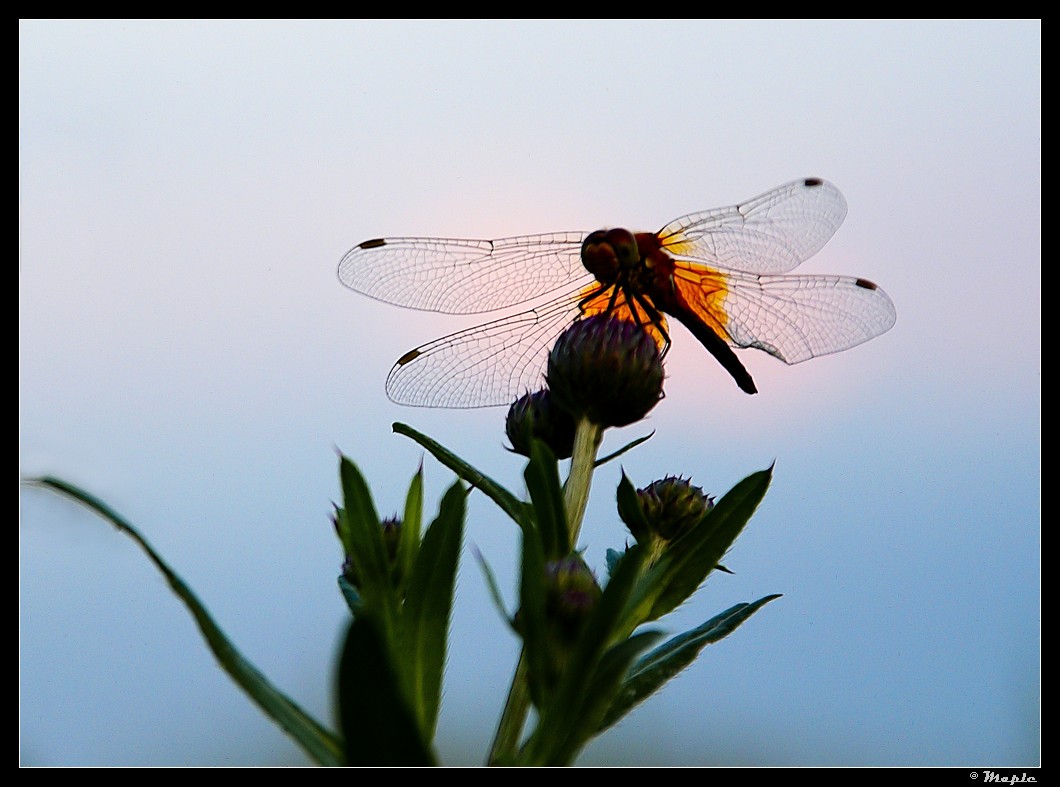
[628,287,673,357]
[575,283,613,316]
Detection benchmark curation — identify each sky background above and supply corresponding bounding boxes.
[20,20,1040,766]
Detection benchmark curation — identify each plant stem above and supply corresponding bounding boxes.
[562,417,603,543]
[489,417,604,765]
[487,653,530,764]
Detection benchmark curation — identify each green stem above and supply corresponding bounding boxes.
[487,652,530,764]
[489,418,604,765]
[562,417,604,543]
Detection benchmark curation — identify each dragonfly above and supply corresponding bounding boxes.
[338,177,896,408]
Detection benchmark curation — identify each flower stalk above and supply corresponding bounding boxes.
[562,416,604,542]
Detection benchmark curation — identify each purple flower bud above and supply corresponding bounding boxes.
[546,315,664,428]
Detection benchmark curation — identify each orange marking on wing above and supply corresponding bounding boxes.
[657,229,698,258]
[577,283,669,349]
[671,263,733,341]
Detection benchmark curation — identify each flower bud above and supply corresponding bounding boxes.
[546,315,664,428]
[505,390,577,459]
[341,515,403,587]
[544,554,602,642]
[622,476,714,542]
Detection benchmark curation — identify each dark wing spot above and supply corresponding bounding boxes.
[855,278,878,290]
[359,238,387,249]
[396,349,422,365]
[804,177,824,187]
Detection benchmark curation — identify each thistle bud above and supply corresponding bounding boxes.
[546,315,664,428]
[505,390,577,459]
[544,555,602,642]
[340,515,403,587]
[622,476,714,542]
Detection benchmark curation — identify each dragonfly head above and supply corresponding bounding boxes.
[581,227,639,284]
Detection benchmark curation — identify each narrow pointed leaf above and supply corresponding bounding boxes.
[473,547,516,628]
[333,503,353,557]
[645,467,772,622]
[30,477,343,767]
[526,544,647,764]
[398,465,424,593]
[393,422,531,529]
[398,481,466,741]
[339,458,397,629]
[524,440,569,558]
[518,516,550,709]
[593,432,654,468]
[552,630,662,765]
[600,594,782,731]
[615,472,649,541]
[338,618,434,766]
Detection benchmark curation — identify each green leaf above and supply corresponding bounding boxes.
[554,630,662,765]
[398,464,424,593]
[398,481,466,742]
[615,472,649,541]
[593,432,654,467]
[518,514,550,709]
[524,544,647,764]
[333,503,353,557]
[393,422,531,529]
[473,547,515,628]
[488,655,532,765]
[337,574,364,617]
[604,548,625,578]
[599,594,782,731]
[524,440,570,559]
[649,468,771,619]
[339,457,398,631]
[338,618,434,766]
[29,476,343,767]
[641,467,772,623]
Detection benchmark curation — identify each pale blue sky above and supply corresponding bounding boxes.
[20,20,1039,765]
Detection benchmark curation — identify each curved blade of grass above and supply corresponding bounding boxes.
[29,476,343,767]
[393,422,531,529]
[398,481,465,741]
[599,594,782,731]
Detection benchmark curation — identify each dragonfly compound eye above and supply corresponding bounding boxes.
[603,228,639,269]
[581,229,620,284]
[581,227,639,283]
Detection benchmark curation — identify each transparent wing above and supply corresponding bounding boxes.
[674,265,896,365]
[657,178,848,275]
[338,232,589,314]
[385,286,589,407]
